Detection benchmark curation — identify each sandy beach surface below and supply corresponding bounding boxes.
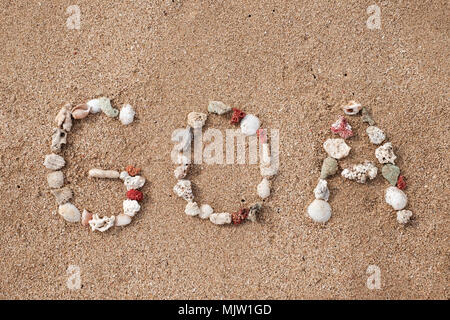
[0,1,448,299]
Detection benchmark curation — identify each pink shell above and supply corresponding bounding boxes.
[71,104,90,119]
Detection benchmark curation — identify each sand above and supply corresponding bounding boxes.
[0,1,448,299]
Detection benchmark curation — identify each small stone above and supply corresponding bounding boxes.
[247,203,262,222]
[71,103,90,120]
[231,208,249,225]
[98,97,118,117]
[51,187,72,205]
[51,128,67,153]
[361,107,375,126]
[199,204,213,219]
[47,171,64,189]
[257,178,270,199]
[185,202,200,216]
[58,203,81,223]
[43,154,65,170]
[330,116,353,139]
[208,101,232,115]
[209,212,232,225]
[396,210,413,225]
[240,114,260,136]
[230,108,246,124]
[382,164,401,186]
[173,180,194,202]
[385,186,408,210]
[314,179,329,201]
[323,138,351,159]
[81,209,93,226]
[55,103,72,132]
[320,157,338,179]
[115,214,132,227]
[119,104,135,125]
[366,126,385,145]
[123,199,141,217]
[342,101,362,115]
[124,176,146,190]
[174,164,188,179]
[375,142,397,164]
[307,199,332,223]
[89,214,115,232]
[187,112,207,129]
[341,161,378,183]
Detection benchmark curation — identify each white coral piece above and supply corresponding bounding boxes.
[123,199,141,217]
[173,179,194,202]
[366,126,386,145]
[119,104,135,125]
[124,176,146,190]
[341,161,378,183]
[209,212,232,225]
[375,142,397,164]
[314,179,329,201]
[88,214,115,232]
[323,138,351,159]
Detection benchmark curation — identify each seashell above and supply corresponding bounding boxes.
[341,161,378,183]
[209,212,232,225]
[185,202,200,216]
[199,204,213,219]
[366,126,385,145]
[396,210,412,225]
[123,199,141,217]
[71,103,90,119]
[51,128,67,153]
[55,103,73,132]
[307,199,332,223]
[51,187,73,205]
[96,97,118,117]
[257,178,271,199]
[58,203,81,223]
[86,97,107,114]
[382,164,400,186]
[115,214,132,227]
[314,179,329,201]
[172,126,192,152]
[375,142,397,164]
[88,214,115,232]
[361,107,375,126]
[173,179,194,202]
[342,101,362,115]
[43,154,65,170]
[81,209,93,226]
[240,114,260,136]
[47,171,64,189]
[385,186,407,210]
[247,203,262,222]
[119,171,130,181]
[187,112,207,129]
[119,104,135,125]
[323,138,351,160]
[124,175,146,190]
[320,157,338,179]
[88,168,120,179]
[174,164,188,179]
[330,116,353,139]
[208,101,232,115]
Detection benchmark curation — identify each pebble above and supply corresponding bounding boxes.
[119,104,135,125]
[257,178,271,199]
[89,214,115,232]
[55,103,72,132]
[330,116,353,139]
[361,107,375,126]
[199,204,213,219]
[385,186,408,210]
[366,126,385,145]
[375,142,397,164]
[43,154,65,170]
[208,101,232,115]
[51,187,73,205]
[396,210,413,225]
[86,98,108,114]
[185,202,200,216]
[81,209,93,226]
[247,203,262,222]
[341,161,378,183]
[71,104,90,119]
[314,179,329,201]
[209,212,232,225]
[51,128,67,153]
[88,169,120,179]
[174,164,188,179]
[47,171,64,189]
[98,98,118,117]
[187,112,207,129]
[123,199,141,217]
[240,114,260,136]
[323,138,351,159]
[342,101,362,115]
[320,157,338,179]
[173,179,194,202]
[115,214,132,227]
[307,199,332,223]
[382,164,400,186]
[58,203,81,223]
[124,176,146,190]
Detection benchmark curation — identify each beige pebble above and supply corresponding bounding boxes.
[51,187,73,205]
[209,212,232,225]
[115,214,132,227]
[185,202,200,216]
[199,204,213,219]
[58,203,81,223]
[47,171,64,189]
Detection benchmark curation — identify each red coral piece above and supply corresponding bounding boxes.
[257,128,268,144]
[397,175,407,190]
[231,208,249,225]
[230,108,246,124]
[126,165,140,177]
[126,189,143,201]
[330,116,353,139]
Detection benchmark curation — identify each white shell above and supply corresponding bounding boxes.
[323,139,351,159]
[240,114,260,136]
[43,154,65,170]
[375,142,397,164]
[307,199,332,223]
[257,178,271,199]
[124,176,146,190]
[119,104,135,125]
[51,187,73,205]
[88,214,115,232]
[173,179,194,202]
[185,202,200,216]
[385,186,408,210]
[199,204,213,219]
[396,210,413,224]
[123,199,141,217]
[208,101,231,115]
[81,209,93,226]
[366,126,386,145]
[187,112,207,129]
[209,212,232,225]
[115,214,132,227]
[58,203,81,223]
[88,169,120,179]
[87,97,108,114]
[314,179,329,201]
[47,171,64,189]
[342,101,362,115]
[341,161,378,183]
